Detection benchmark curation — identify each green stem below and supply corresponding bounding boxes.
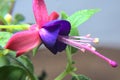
[55,46,73,80]
[55,70,68,80]
[0,24,30,31]
[66,46,73,66]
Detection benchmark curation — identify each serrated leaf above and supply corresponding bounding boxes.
[72,74,91,80]
[0,65,28,80]
[0,32,13,47]
[67,9,99,28]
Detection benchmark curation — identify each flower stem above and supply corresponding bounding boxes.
[0,24,30,31]
[54,70,68,80]
[55,46,74,80]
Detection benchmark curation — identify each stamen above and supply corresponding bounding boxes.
[80,48,86,52]
[68,34,99,44]
[58,35,118,67]
[86,34,91,38]
[93,38,99,43]
[71,40,93,43]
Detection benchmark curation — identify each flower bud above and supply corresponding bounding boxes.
[4,13,12,24]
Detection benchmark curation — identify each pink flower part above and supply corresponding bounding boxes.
[33,0,48,28]
[48,11,59,21]
[58,35,118,67]
[5,30,41,57]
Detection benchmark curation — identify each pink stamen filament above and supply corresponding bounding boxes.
[58,35,118,67]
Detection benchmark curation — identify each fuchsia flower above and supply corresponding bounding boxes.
[5,0,118,67]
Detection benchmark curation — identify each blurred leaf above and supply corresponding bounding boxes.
[0,65,28,80]
[14,14,25,22]
[0,15,7,24]
[6,52,34,74]
[0,24,30,32]
[5,52,37,80]
[0,32,13,47]
[71,74,91,80]
[0,0,11,16]
[0,49,9,56]
[61,11,68,19]
[0,56,10,67]
[38,70,47,80]
[32,44,41,56]
[67,9,99,28]
[66,27,79,54]
[17,55,34,73]
[32,46,39,56]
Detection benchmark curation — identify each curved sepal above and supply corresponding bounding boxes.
[5,30,41,57]
[33,0,48,27]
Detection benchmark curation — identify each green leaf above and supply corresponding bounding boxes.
[0,0,11,16]
[0,65,28,80]
[0,32,13,47]
[6,52,34,74]
[0,15,7,24]
[14,14,25,22]
[71,74,91,80]
[32,46,39,56]
[66,27,79,54]
[0,49,9,56]
[17,55,34,73]
[67,9,100,28]
[6,53,37,80]
[61,11,69,19]
[70,27,79,36]
[0,56,10,67]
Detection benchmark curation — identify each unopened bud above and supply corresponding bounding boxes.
[4,13,12,24]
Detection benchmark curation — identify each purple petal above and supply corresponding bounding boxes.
[39,27,60,48]
[56,20,71,52]
[39,20,71,54]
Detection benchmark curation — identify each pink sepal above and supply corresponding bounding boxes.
[48,11,59,21]
[5,30,42,57]
[33,0,48,28]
